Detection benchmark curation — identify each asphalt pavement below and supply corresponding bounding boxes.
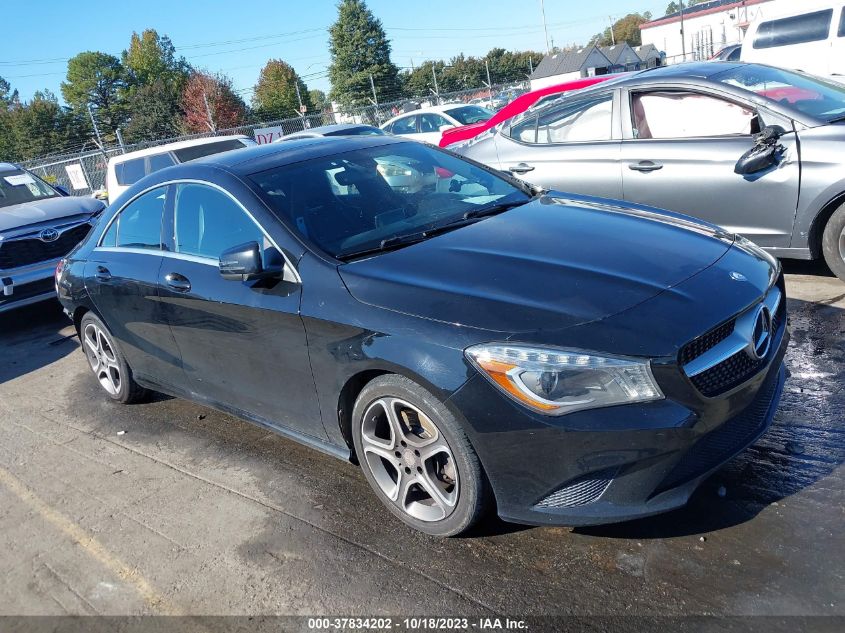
[0,261,842,624]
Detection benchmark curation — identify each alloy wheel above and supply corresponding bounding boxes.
[360,397,459,522]
[82,322,121,396]
[839,225,845,265]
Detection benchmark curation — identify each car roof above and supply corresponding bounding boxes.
[0,162,21,172]
[192,134,404,175]
[278,123,381,141]
[108,134,251,164]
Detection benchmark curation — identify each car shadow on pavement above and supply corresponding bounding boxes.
[0,300,79,385]
[575,291,845,540]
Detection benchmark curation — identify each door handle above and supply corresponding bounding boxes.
[164,273,191,293]
[629,161,664,173]
[508,163,535,174]
[94,266,111,281]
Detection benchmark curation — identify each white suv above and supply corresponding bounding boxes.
[106,135,255,201]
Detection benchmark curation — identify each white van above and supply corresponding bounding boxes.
[742,1,845,82]
[106,135,255,201]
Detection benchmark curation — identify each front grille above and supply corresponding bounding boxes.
[0,277,55,303]
[0,223,91,269]
[691,350,764,397]
[536,468,618,508]
[679,319,736,365]
[655,368,780,494]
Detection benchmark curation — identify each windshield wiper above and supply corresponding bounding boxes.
[337,197,539,261]
[462,198,533,220]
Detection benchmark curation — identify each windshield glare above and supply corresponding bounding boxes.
[0,170,59,209]
[249,142,528,258]
[445,105,494,125]
[714,65,845,122]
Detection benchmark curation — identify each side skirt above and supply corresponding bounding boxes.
[134,375,352,462]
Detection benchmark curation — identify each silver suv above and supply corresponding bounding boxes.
[0,163,105,312]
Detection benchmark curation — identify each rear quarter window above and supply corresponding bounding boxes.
[753,9,834,49]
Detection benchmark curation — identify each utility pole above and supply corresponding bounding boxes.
[368,73,380,124]
[540,0,551,55]
[679,0,687,62]
[484,60,493,109]
[431,65,440,104]
[294,81,305,117]
[609,16,616,45]
[202,90,216,132]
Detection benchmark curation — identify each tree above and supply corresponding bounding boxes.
[61,51,127,136]
[121,30,190,142]
[666,0,705,15]
[328,0,403,107]
[592,13,652,47]
[123,79,183,141]
[309,89,328,111]
[122,29,190,89]
[180,71,246,133]
[8,91,83,161]
[252,59,313,119]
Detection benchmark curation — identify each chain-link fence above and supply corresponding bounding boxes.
[22,81,527,197]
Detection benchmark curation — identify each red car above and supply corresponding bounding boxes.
[438,75,621,148]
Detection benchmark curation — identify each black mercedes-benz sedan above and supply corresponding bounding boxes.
[56,136,788,536]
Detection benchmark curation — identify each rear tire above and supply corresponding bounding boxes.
[821,203,845,283]
[79,313,148,404]
[352,374,490,537]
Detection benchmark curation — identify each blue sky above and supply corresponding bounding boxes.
[1,0,667,104]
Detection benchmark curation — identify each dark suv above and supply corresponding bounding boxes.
[0,163,104,312]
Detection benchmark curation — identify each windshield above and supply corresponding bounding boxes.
[444,105,494,125]
[713,65,845,122]
[249,141,530,258]
[0,170,59,209]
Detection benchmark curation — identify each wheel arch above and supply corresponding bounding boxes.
[808,192,845,260]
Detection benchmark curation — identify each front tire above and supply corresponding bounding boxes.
[352,375,489,537]
[80,312,147,404]
[822,202,845,283]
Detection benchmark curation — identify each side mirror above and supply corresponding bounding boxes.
[734,126,786,175]
[439,124,455,132]
[219,242,280,282]
[54,185,70,196]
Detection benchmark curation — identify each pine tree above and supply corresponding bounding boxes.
[328,0,403,108]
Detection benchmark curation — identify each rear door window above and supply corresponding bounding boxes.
[839,8,845,37]
[102,186,167,249]
[753,9,834,49]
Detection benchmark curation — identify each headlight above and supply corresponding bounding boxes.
[465,344,663,416]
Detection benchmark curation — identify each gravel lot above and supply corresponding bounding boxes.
[0,262,843,621]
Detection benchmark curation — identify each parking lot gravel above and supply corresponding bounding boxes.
[0,262,842,619]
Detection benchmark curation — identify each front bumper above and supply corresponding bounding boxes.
[447,308,789,527]
[0,259,60,313]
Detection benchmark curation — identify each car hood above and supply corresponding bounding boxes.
[0,196,104,233]
[339,194,735,333]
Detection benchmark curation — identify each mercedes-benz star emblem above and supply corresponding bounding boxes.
[750,305,773,360]
[39,228,60,243]
[729,271,747,282]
